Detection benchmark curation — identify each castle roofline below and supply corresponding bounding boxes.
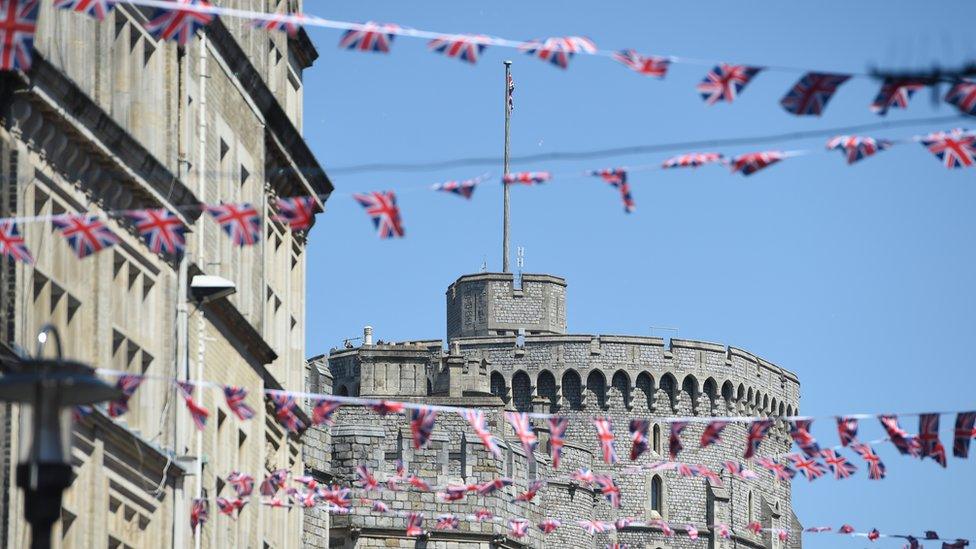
[446,272,567,293]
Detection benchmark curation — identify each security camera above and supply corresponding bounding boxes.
[189,275,237,304]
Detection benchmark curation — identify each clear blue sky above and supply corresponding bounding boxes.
[299,1,975,545]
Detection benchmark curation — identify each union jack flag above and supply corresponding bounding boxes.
[953,411,976,458]
[273,196,319,231]
[780,72,851,116]
[662,152,724,169]
[676,462,695,477]
[918,413,947,467]
[744,419,773,459]
[339,21,398,53]
[686,524,700,540]
[475,477,511,495]
[127,209,186,256]
[262,497,288,508]
[368,399,404,416]
[72,405,93,422]
[215,497,246,518]
[460,409,500,458]
[837,416,859,446]
[820,448,857,479]
[942,540,970,548]
[407,475,431,492]
[190,498,208,530]
[805,526,833,533]
[371,500,389,513]
[53,0,115,21]
[538,518,560,533]
[260,469,288,496]
[826,135,893,164]
[756,457,796,482]
[700,420,729,448]
[746,521,763,535]
[776,530,789,542]
[653,519,674,537]
[870,78,925,115]
[269,393,305,433]
[0,0,38,71]
[614,517,634,530]
[223,385,255,420]
[879,414,920,456]
[520,36,596,69]
[505,411,538,456]
[594,474,620,508]
[613,49,670,78]
[693,464,723,486]
[851,442,886,480]
[628,419,650,460]
[919,128,976,169]
[0,221,33,264]
[945,81,976,116]
[722,460,758,480]
[508,519,530,538]
[293,475,319,491]
[176,381,209,431]
[437,485,467,502]
[838,524,856,534]
[474,508,493,522]
[206,203,261,247]
[513,479,545,502]
[789,419,821,458]
[589,168,635,213]
[405,512,424,537]
[731,151,785,176]
[697,64,762,105]
[432,178,480,199]
[571,467,595,486]
[108,374,143,417]
[788,454,826,481]
[227,471,254,497]
[355,465,378,490]
[435,514,459,531]
[503,171,551,185]
[548,416,569,468]
[593,417,618,464]
[146,0,214,46]
[319,484,350,508]
[668,421,688,460]
[52,214,119,259]
[290,489,317,508]
[868,528,880,541]
[250,12,303,37]
[577,520,612,535]
[428,34,487,64]
[715,523,732,539]
[409,406,438,449]
[353,191,404,239]
[311,396,342,426]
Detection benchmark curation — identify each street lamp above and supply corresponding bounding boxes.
[0,325,120,549]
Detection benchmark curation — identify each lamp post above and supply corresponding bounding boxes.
[0,325,120,549]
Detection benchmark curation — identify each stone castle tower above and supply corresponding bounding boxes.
[304,272,802,548]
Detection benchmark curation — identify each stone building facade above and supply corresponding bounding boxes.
[0,1,329,547]
[306,273,803,548]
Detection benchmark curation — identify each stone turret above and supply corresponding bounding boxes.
[446,272,568,340]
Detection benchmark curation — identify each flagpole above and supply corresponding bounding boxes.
[502,60,512,273]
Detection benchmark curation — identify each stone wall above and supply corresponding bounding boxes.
[447,273,568,340]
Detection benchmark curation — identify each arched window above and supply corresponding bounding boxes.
[703,378,718,411]
[586,370,607,409]
[636,372,654,411]
[681,376,699,413]
[537,370,557,412]
[652,424,662,454]
[650,475,664,516]
[490,371,508,403]
[562,370,582,410]
[512,370,532,412]
[748,491,754,523]
[337,385,349,397]
[659,373,676,412]
[611,370,630,408]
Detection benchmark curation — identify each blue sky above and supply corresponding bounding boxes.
[299,1,975,545]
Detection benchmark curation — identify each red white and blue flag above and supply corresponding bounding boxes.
[571,467,595,486]
[190,498,208,530]
[629,418,650,461]
[594,474,620,508]
[836,416,859,446]
[270,393,305,433]
[250,12,303,37]
[273,196,319,231]
[538,519,561,534]
[513,479,545,502]
[662,152,724,169]
[716,524,732,539]
[461,409,501,458]
[408,406,438,449]
[722,460,758,480]
[788,454,826,481]
[432,176,482,199]
[820,448,857,479]
[919,128,976,169]
[215,497,246,518]
[870,78,925,115]
[223,385,255,421]
[53,0,114,21]
[505,411,538,456]
[730,151,785,176]
[428,34,487,64]
[917,413,947,467]
[475,477,512,496]
[945,81,976,116]
[206,202,261,247]
[508,519,530,538]
[0,220,33,264]
[371,500,389,513]
[146,0,214,46]
[548,416,569,468]
[578,520,612,535]
[0,0,39,71]
[953,411,976,458]
[434,514,459,531]
[826,135,893,164]
[789,419,821,458]
[668,421,688,460]
[356,465,378,490]
[227,471,254,497]
[700,420,729,449]
[473,508,493,522]
[589,168,635,213]
[653,519,675,537]
[108,374,143,418]
[744,419,774,459]
[52,214,119,259]
[780,72,851,116]
[697,64,762,105]
[520,36,596,69]
[353,191,405,239]
[879,414,921,456]
[368,399,405,416]
[686,524,700,541]
[756,457,796,482]
[851,442,886,480]
[311,396,342,426]
[613,49,670,78]
[693,464,723,486]
[176,381,209,431]
[339,21,398,53]
[260,469,288,496]
[128,208,186,256]
[503,171,551,185]
[405,512,424,537]
[593,417,619,464]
